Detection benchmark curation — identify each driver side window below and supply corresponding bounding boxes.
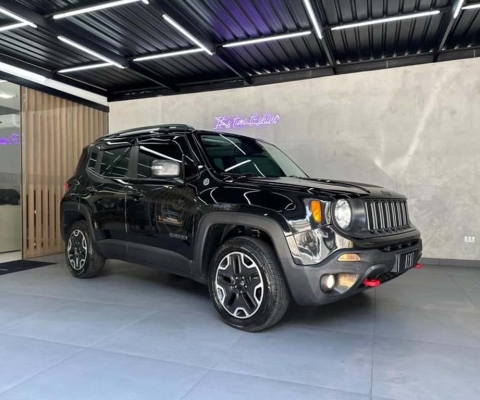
[136,136,196,179]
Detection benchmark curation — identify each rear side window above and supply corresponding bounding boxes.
[87,148,99,170]
[100,147,131,177]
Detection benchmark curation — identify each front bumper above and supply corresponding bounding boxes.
[281,239,422,306]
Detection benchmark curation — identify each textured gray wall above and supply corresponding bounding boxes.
[109,58,480,261]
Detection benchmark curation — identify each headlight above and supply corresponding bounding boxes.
[334,200,352,229]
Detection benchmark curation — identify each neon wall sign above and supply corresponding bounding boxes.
[0,133,20,146]
[214,113,280,130]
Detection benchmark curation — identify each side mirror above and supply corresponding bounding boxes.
[151,160,181,178]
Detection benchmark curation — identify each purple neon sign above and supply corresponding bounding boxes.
[0,134,20,146]
[214,113,280,130]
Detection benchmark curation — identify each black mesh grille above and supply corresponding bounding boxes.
[365,200,410,233]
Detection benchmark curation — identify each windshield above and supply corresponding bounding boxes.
[199,133,308,178]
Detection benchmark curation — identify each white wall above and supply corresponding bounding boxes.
[109,58,480,261]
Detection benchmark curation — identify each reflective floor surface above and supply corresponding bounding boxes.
[0,254,479,400]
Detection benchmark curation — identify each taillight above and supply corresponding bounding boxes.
[65,182,70,191]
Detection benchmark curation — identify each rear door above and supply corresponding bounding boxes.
[125,135,199,275]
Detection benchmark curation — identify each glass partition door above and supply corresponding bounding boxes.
[0,81,21,263]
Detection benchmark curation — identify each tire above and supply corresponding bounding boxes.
[65,220,105,278]
[208,236,290,332]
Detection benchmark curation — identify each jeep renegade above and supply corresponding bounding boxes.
[61,124,422,331]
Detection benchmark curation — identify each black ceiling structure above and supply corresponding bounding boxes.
[0,0,479,102]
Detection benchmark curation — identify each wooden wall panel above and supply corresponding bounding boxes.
[21,88,108,258]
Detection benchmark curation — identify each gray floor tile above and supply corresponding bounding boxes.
[385,269,456,289]
[375,303,480,348]
[419,265,450,275]
[184,370,370,400]
[213,325,373,395]
[94,309,243,368]
[0,334,81,394]
[0,349,207,400]
[0,301,158,347]
[375,282,478,312]
[450,275,480,292]
[465,290,480,307]
[0,265,68,293]
[284,292,375,335]
[3,264,212,313]
[443,266,480,279]
[373,337,480,400]
[0,293,73,329]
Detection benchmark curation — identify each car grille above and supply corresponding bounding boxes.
[365,200,410,232]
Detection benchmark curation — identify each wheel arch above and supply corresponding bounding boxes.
[61,202,96,242]
[192,212,294,282]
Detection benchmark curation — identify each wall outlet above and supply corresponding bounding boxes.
[465,236,476,243]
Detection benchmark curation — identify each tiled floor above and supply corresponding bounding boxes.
[0,254,479,400]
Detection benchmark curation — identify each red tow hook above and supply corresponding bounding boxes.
[363,278,381,287]
[414,263,423,269]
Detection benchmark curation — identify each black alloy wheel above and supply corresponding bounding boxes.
[209,236,290,332]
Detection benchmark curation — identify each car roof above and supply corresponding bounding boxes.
[94,124,257,144]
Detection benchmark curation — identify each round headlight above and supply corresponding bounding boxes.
[334,200,352,229]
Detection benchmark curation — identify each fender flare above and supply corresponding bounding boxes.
[192,212,295,280]
[60,201,97,242]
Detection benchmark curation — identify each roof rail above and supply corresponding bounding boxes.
[100,124,195,141]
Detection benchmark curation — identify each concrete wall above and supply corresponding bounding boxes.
[109,58,480,261]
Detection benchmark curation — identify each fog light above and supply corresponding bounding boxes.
[338,253,361,262]
[321,274,336,292]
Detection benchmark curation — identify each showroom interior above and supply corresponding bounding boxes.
[0,0,480,399]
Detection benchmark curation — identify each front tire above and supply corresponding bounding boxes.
[65,220,105,278]
[208,236,290,332]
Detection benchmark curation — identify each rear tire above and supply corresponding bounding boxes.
[208,236,290,332]
[65,220,105,278]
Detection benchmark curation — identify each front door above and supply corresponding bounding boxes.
[125,135,199,275]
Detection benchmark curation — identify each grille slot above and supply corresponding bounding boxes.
[365,200,410,232]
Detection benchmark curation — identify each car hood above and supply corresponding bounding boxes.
[238,176,405,200]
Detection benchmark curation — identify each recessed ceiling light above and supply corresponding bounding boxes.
[463,3,480,11]
[133,48,204,62]
[58,63,112,73]
[53,0,149,20]
[0,6,36,28]
[162,14,213,56]
[0,92,16,99]
[57,36,124,68]
[331,10,441,31]
[303,0,323,39]
[223,31,312,48]
[0,22,29,32]
[0,61,47,83]
[454,0,465,18]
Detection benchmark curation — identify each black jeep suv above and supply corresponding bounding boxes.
[61,124,422,331]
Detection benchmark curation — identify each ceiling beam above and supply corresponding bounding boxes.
[0,52,108,96]
[148,0,252,84]
[304,0,338,74]
[434,0,464,61]
[0,0,178,92]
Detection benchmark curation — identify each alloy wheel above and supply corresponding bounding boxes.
[67,229,88,271]
[215,251,264,319]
